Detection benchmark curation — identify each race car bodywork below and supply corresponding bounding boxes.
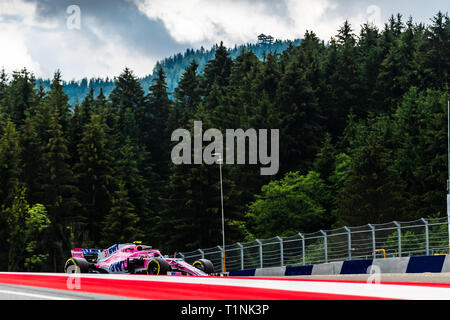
[64,242,214,276]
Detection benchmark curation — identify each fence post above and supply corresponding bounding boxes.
[368,224,376,258]
[299,233,305,266]
[421,218,429,256]
[237,242,244,270]
[255,239,263,269]
[236,242,244,270]
[198,249,205,260]
[320,230,328,263]
[217,246,224,272]
[276,236,284,267]
[344,226,352,261]
[393,221,402,257]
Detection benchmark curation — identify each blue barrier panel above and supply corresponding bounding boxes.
[228,269,256,277]
[406,256,446,273]
[285,265,314,276]
[340,259,373,274]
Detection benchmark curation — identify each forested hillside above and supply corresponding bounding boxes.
[0,13,448,272]
[36,39,300,105]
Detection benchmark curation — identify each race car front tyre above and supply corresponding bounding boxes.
[64,257,90,273]
[147,258,170,275]
[193,259,214,274]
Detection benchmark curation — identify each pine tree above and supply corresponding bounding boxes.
[334,116,407,226]
[202,42,233,91]
[213,48,260,130]
[202,42,233,112]
[113,136,149,240]
[6,69,37,126]
[74,113,115,246]
[39,110,78,271]
[102,182,142,246]
[0,120,22,209]
[332,21,361,120]
[313,133,337,184]
[46,71,71,131]
[357,23,383,114]
[94,87,108,117]
[109,68,145,145]
[423,12,450,89]
[392,88,449,219]
[20,114,42,205]
[143,67,172,173]
[171,60,202,130]
[0,68,8,114]
[80,86,95,125]
[276,36,324,174]
[376,16,424,110]
[256,52,281,103]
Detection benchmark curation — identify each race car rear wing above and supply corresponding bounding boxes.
[71,248,101,262]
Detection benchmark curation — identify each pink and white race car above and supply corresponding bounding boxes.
[64,242,215,276]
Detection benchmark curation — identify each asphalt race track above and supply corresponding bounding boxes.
[0,272,450,300]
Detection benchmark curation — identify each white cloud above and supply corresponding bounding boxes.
[26,17,157,80]
[134,0,287,46]
[0,0,157,80]
[0,23,42,75]
[134,0,360,46]
[0,0,36,25]
[134,0,388,46]
[0,0,58,28]
[0,0,46,75]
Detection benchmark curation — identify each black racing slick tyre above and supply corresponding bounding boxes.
[64,257,90,273]
[193,259,214,274]
[146,258,170,275]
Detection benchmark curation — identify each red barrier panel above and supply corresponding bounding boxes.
[0,273,379,300]
[0,273,448,300]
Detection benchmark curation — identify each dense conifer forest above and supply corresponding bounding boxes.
[36,39,301,105]
[0,13,448,271]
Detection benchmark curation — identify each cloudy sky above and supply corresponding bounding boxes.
[0,0,448,80]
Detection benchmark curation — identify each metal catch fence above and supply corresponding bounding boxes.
[177,217,450,273]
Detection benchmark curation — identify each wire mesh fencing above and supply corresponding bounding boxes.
[177,217,449,273]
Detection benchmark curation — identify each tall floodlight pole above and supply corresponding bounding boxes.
[213,153,226,272]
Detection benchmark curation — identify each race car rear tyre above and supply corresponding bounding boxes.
[64,257,90,273]
[147,258,170,275]
[193,259,214,274]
